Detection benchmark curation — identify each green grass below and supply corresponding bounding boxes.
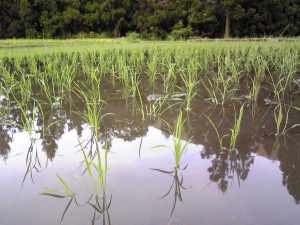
[230,104,245,149]
[153,111,191,168]
[205,103,245,151]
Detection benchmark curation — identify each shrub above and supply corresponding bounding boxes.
[126,32,141,41]
[170,26,193,40]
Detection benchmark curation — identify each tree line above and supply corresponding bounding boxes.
[0,0,299,39]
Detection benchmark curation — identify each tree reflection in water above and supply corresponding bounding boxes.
[201,148,255,193]
[276,136,300,204]
[0,89,300,205]
[0,124,11,161]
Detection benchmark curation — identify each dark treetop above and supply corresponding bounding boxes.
[0,0,299,39]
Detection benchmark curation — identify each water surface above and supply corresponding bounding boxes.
[1,83,300,225]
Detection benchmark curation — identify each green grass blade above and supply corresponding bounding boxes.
[56,174,73,196]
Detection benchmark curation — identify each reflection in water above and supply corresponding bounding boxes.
[22,139,48,188]
[152,166,191,216]
[277,136,300,204]
[89,195,112,225]
[40,107,67,160]
[201,148,255,193]
[252,133,300,204]
[0,82,300,223]
[0,124,11,161]
[41,131,112,224]
[42,193,112,224]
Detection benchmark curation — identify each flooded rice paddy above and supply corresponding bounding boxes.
[0,41,300,225]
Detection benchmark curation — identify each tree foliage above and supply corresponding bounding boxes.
[0,0,299,39]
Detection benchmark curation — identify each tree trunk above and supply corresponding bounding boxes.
[224,13,230,38]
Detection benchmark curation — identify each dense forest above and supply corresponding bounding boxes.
[0,0,299,39]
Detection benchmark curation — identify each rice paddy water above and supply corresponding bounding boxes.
[0,39,300,225]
